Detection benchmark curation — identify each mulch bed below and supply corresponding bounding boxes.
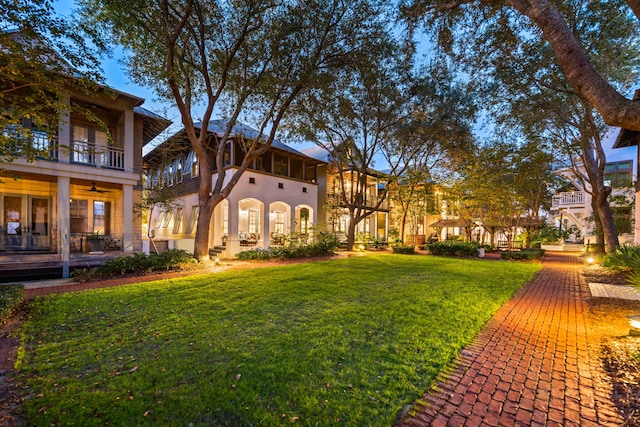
[583,265,640,426]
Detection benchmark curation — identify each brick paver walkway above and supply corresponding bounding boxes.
[398,252,622,427]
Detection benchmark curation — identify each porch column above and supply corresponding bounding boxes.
[262,205,271,248]
[57,96,70,164]
[57,177,70,278]
[226,197,240,256]
[124,108,135,173]
[122,184,134,252]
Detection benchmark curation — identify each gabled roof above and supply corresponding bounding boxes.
[134,106,171,145]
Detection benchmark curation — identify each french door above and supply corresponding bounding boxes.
[1,195,51,251]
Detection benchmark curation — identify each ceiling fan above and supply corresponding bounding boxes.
[85,183,110,194]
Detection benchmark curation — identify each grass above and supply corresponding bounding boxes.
[16,254,540,426]
[0,284,24,324]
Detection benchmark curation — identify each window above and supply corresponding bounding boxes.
[248,208,260,234]
[161,210,173,228]
[334,214,349,232]
[185,206,199,235]
[222,204,228,235]
[249,177,256,184]
[291,158,303,179]
[176,158,183,183]
[274,211,285,234]
[70,199,88,233]
[300,208,309,235]
[605,161,633,188]
[172,208,183,234]
[191,152,200,178]
[93,201,111,235]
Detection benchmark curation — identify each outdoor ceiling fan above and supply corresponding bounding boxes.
[85,183,110,194]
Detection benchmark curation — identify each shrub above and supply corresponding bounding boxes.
[427,241,479,257]
[71,249,197,282]
[236,233,340,261]
[391,245,415,254]
[500,249,545,260]
[603,244,640,271]
[0,285,24,325]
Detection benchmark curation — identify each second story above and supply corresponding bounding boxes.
[552,127,637,211]
[3,85,169,180]
[143,120,325,198]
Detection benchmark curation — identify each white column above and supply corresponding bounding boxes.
[122,184,134,252]
[57,177,70,277]
[263,204,271,248]
[124,108,134,172]
[226,197,240,256]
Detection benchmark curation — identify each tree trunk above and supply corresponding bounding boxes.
[592,190,619,253]
[400,208,408,244]
[346,215,357,251]
[507,0,640,130]
[193,195,216,262]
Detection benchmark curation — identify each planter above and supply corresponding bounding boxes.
[87,239,104,252]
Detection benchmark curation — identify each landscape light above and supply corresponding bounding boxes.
[627,314,640,330]
[586,256,595,264]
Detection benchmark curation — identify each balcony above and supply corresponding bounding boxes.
[71,140,125,170]
[552,191,585,208]
[327,192,389,211]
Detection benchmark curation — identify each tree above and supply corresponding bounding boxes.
[470,0,639,253]
[401,0,640,131]
[389,65,477,244]
[82,0,390,260]
[1,0,104,167]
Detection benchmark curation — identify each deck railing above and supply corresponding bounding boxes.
[552,191,585,208]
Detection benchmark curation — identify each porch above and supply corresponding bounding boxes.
[0,251,127,282]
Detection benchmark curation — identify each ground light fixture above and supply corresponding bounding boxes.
[586,256,595,264]
[627,314,640,335]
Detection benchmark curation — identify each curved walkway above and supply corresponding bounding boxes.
[398,252,622,427]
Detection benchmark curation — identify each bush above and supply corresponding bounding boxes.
[0,285,24,325]
[236,233,340,261]
[391,245,415,254]
[427,241,479,257]
[602,244,640,271]
[500,249,545,260]
[71,249,197,282]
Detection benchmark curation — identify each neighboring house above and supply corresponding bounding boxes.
[143,120,324,258]
[551,127,637,246]
[300,145,390,245]
[0,86,169,278]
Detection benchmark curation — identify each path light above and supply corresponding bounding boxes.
[359,244,365,251]
[627,314,640,335]
[586,256,595,264]
[214,257,220,265]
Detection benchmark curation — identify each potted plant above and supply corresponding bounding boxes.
[86,231,104,252]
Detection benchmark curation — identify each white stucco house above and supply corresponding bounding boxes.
[143,121,324,258]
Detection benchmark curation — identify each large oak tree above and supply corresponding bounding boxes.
[401,0,640,131]
[82,0,390,260]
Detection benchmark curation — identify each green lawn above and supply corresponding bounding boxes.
[16,254,540,426]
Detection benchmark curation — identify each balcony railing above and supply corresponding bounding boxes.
[71,141,125,171]
[552,191,585,208]
[327,192,389,210]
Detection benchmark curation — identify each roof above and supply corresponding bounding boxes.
[145,119,323,163]
[613,89,640,148]
[134,106,171,145]
[430,218,468,228]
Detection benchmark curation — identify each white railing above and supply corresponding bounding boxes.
[70,141,125,171]
[552,191,585,208]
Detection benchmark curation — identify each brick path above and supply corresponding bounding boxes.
[397,252,622,427]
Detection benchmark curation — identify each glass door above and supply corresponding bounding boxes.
[4,196,24,250]
[29,197,50,250]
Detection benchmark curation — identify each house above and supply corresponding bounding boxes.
[143,121,324,258]
[0,85,170,279]
[300,145,390,246]
[551,127,637,247]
